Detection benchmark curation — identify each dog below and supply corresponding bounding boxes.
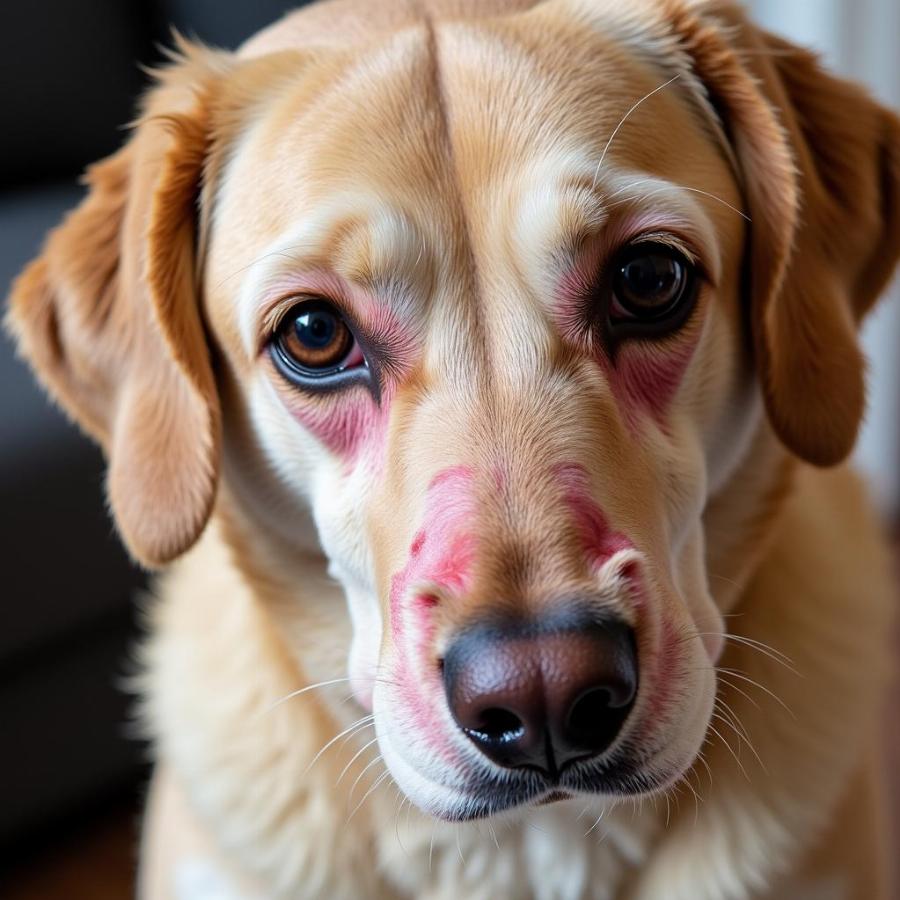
[7,0,900,896]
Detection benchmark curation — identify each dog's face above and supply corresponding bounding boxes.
[206,16,748,817]
[8,0,900,821]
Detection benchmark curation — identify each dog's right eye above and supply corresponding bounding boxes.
[606,242,699,338]
[271,299,365,381]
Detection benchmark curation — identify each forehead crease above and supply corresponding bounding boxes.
[433,3,738,193]
[211,28,471,349]
[218,28,457,230]
[425,23,616,386]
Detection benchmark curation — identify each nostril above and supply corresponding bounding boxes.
[470,707,525,744]
[564,683,634,754]
[567,687,613,733]
[566,688,616,743]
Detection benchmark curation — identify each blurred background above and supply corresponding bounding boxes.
[0,1,897,896]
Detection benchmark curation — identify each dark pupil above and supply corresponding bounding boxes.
[621,255,681,306]
[295,310,337,348]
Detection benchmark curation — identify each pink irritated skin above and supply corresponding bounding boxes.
[287,383,394,463]
[555,213,703,430]
[554,462,633,570]
[264,269,418,468]
[639,614,685,727]
[609,342,697,429]
[389,466,478,761]
[554,463,688,732]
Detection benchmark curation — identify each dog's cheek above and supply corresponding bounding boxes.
[344,584,383,710]
[310,466,385,704]
[676,527,726,664]
[691,307,763,497]
[278,386,393,472]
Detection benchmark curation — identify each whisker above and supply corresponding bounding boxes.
[347,753,385,805]
[677,770,702,825]
[584,806,605,836]
[715,699,767,774]
[693,748,714,790]
[714,672,761,711]
[303,715,374,776]
[337,734,381,786]
[214,247,305,291]
[707,573,743,591]
[679,630,798,674]
[705,721,750,781]
[592,74,682,189]
[394,789,410,858]
[603,183,750,222]
[347,766,391,824]
[487,819,501,852]
[265,677,353,714]
[715,667,796,718]
[714,697,751,743]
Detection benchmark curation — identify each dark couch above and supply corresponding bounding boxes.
[0,0,308,848]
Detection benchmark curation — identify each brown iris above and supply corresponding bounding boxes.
[610,243,696,327]
[275,300,354,373]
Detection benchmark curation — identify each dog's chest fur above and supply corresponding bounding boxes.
[376,800,659,900]
[154,768,658,900]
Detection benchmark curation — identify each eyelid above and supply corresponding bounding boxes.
[259,292,360,356]
[618,231,710,286]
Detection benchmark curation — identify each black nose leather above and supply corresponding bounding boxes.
[442,611,637,775]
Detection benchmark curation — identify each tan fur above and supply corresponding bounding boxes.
[5,1,899,898]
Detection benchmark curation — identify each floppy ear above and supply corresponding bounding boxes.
[666,1,900,465]
[5,44,230,566]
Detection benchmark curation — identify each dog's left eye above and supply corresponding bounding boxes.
[271,299,365,380]
[608,243,697,332]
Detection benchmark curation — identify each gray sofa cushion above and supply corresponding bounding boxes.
[155,0,310,48]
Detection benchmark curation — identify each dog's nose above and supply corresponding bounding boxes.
[442,612,638,775]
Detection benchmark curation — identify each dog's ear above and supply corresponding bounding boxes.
[5,44,230,566]
[666,1,900,465]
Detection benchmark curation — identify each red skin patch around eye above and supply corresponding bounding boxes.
[554,214,701,429]
[388,466,477,757]
[290,386,392,463]
[605,342,697,428]
[267,269,418,468]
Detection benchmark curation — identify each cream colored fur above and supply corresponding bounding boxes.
[137,465,895,899]
[6,1,900,898]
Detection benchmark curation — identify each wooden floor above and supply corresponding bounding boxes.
[4,800,138,900]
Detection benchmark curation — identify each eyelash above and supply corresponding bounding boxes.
[570,236,704,346]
